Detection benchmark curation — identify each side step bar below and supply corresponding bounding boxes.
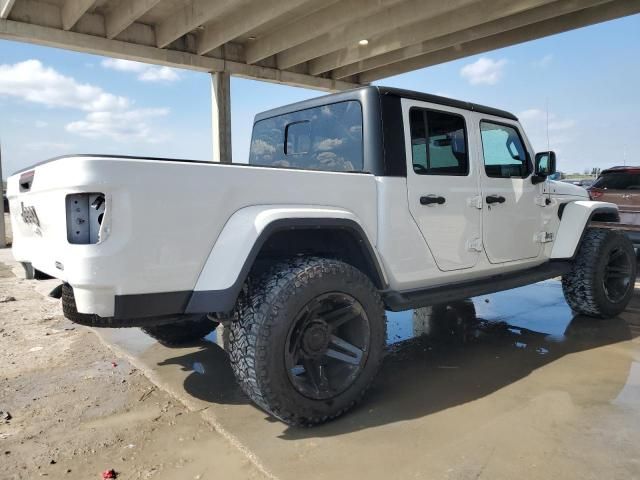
[382,261,572,312]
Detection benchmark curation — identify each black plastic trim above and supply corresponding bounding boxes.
[379,92,407,177]
[114,291,192,320]
[377,87,518,121]
[558,202,568,219]
[112,218,386,319]
[382,260,572,312]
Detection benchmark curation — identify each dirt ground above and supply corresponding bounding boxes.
[0,259,265,480]
[2,236,640,480]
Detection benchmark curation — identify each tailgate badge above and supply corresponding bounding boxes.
[20,202,40,228]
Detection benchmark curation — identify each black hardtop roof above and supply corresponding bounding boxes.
[254,85,518,122]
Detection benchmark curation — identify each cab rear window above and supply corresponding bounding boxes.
[593,173,640,190]
[249,101,363,172]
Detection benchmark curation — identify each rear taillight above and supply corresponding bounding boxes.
[66,193,105,244]
[588,188,604,200]
[19,170,35,192]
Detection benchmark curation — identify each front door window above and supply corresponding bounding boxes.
[479,119,541,263]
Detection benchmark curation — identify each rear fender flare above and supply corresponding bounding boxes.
[186,205,386,313]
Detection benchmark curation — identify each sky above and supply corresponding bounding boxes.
[1,13,639,178]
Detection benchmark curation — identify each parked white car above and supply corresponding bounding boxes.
[7,86,636,425]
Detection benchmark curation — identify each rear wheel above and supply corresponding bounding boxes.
[229,257,386,426]
[562,228,636,318]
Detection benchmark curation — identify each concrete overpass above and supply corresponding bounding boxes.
[0,0,639,164]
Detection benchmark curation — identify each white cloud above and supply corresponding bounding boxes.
[548,119,575,131]
[138,67,180,82]
[66,108,169,142]
[250,139,276,156]
[101,58,180,83]
[26,141,74,151]
[517,107,576,151]
[0,59,129,111]
[314,138,343,151]
[518,108,545,122]
[460,57,507,85]
[0,60,170,142]
[532,54,553,68]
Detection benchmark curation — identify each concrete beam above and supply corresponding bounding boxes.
[155,0,247,49]
[0,19,359,92]
[331,0,611,79]
[276,0,480,69]
[0,0,16,19]
[0,18,222,70]
[211,72,232,163]
[105,0,163,39]
[197,0,310,55]
[244,0,402,64]
[61,0,96,30]
[359,0,640,82]
[224,60,357,91]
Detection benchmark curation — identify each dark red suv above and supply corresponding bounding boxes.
[588,166,640,246]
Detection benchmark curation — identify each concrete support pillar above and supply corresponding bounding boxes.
[210,71,232,163]
[0,144,6,248]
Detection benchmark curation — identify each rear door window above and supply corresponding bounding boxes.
[593,173,640,190]
[409,108,468,176]
[249,101,363,172]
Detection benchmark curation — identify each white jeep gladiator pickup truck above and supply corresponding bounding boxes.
[8,86,636,426]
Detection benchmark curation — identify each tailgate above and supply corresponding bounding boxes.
[7,159,105,279]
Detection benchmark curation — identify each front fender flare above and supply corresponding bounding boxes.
[551,201,619,259]
[186,205,385,314]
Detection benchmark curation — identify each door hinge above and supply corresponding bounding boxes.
[467,196,483,209]
[534,231,554,243]
[467,238,483,252]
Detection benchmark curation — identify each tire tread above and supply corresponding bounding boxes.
[229,257,386,426]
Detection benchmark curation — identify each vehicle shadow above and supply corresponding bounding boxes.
[158,296,639,437]
[158,337,247,406]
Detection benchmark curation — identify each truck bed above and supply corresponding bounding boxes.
[7,155,378,317]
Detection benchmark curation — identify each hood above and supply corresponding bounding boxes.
[545,180,589,198]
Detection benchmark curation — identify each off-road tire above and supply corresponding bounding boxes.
[562,228,636,318]
[229,257,386,426]
[142,317,218,346]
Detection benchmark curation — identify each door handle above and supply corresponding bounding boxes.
[420,195,446,205]
[486,195,506,204]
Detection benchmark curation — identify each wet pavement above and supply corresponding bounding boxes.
[96,280,640,480]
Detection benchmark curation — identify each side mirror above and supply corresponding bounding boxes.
[535,151,556,176]
[532,151,556,184]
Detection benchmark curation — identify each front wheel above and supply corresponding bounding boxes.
[229,257,386,426]
[562,228,636,318]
